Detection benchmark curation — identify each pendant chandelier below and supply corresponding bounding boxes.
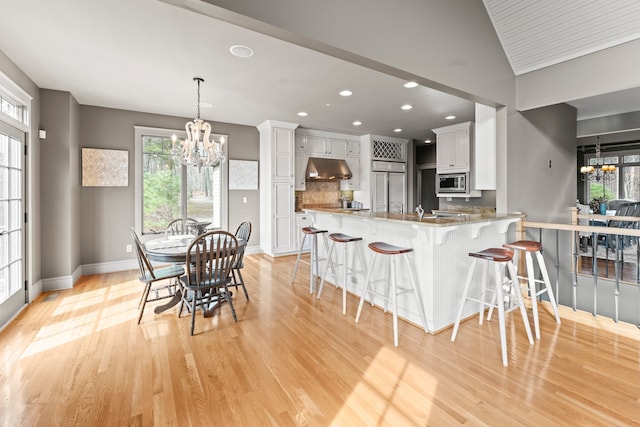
[581,136,616,182]
[172,77,225,170]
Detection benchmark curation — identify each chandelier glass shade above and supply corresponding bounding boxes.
[581,136,616,182]
[172,77,225,170]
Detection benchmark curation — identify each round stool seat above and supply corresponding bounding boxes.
[368,241,413,255]
[329,233,363,243]
[468,248,514,262]
[302,226,328,235]
[503,240,541,252]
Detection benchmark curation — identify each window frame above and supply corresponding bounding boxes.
[134,126,228,237]
[583,147,640,202]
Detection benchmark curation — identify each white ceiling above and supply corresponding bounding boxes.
[0,0,638,139]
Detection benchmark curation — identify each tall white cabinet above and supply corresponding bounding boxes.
[258,120,299,257]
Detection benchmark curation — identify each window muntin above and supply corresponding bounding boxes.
[136,127,227,235]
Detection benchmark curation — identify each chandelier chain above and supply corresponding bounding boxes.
[195,77,202,119]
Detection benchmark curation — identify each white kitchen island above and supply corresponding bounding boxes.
[306,208,522,333]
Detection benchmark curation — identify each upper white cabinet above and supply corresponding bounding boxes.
[298,130,356,159]
[294,134,306,153]
[348,140,360,157]
[327,138,348,157]
[294,152,306,191]
[304,135,349,157]
[305,136,328,156]
[433,121,473,174]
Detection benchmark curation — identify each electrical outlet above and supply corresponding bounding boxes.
[243,197,248,203]
[126,244,132,253]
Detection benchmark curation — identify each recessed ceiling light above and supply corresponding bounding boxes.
[229,45,253,58]
[297,112,308,117]
[445,115,456,120]
[339,90,353,97]
[424,139,432,144]
[401,104,413,110]
[404,81,418,88]
[352,121,362,126]
[394,128,402,133]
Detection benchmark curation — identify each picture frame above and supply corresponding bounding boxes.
[229,159,258,190]
[81,148,129,187]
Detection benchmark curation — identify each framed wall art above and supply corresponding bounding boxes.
[81,148,129,187]
[228,159,258,190]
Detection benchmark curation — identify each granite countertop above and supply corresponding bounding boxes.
[305,207,522,227]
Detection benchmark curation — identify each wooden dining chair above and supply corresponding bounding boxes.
[130,227,185,324]
[179,230,239,335]
[165,218,198,237]
[229,221,252,301]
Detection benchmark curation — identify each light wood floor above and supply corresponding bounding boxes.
[1,254,640,426]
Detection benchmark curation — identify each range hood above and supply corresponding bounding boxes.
[305,157,352,181]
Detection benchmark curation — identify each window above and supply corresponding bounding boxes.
[584,150,640,203]
[134,126,228,235]
[579,145,640,283]
[0,90,29,129]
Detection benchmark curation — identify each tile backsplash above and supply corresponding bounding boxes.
[297,181,341,210]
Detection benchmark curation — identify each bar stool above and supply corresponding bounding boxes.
[291,226,337,294]
[355,241,428,347]
[317,233,368,315]
[503,240,561,339]
[451,248,533,367]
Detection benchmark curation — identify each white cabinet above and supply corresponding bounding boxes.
[434,121,473,174]
[348,140,360,157]
[305,136,328,156]
[294,153,306,190]
[304,135,349,157]
[273,127,295,180]
[327,138,348,157]
[340,156,360,190]
[258,120,298,257]
[295,134,306,153]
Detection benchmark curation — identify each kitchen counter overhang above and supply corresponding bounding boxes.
[304,208,522,333]
[305,207,522,227]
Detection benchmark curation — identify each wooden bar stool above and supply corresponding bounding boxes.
[451,248,534,367]
[355,241,428,347]
[503,240,561,339]
[291,226,337,294]
[317,233,368,315]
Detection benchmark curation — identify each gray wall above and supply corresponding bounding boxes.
[40,90,81,278]
[0,49,41,293]
[507,104,577,223]
[517,38,640,111]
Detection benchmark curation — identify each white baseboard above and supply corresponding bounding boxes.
[29,279,43,302]
[81,259,138,276]
[42,265,83,291]
[40,248,263,289]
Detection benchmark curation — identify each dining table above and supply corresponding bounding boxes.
[143,234,246,315]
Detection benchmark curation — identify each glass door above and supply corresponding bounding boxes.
[0,121,25,327]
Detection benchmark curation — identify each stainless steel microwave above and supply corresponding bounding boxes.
[437,173,468,193]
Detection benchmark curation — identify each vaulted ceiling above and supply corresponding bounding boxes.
[0,0,639,139]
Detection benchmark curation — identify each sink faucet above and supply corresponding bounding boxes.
[415,204,424,221]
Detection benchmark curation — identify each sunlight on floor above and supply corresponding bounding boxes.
[331,346,436,425]
[21,279,154,358]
